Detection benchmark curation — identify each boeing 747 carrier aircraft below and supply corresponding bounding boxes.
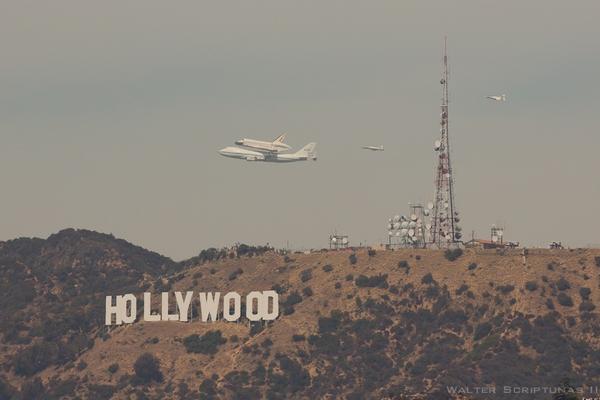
[219,143,317,163]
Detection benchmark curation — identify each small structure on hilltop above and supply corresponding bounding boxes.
[465,225,519,249]
[329,234,349,250]
[386,204,430,249]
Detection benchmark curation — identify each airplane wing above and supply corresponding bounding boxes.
[249,148,279,154]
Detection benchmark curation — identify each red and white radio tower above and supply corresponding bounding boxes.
[430,37,461,247]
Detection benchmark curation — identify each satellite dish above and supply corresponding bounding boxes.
[444,202,449,209]
[410,214,418,221]
[424,209,430,216]
[395,231,401,237]
[401,221,409,228]
[408,229,415,237]
[393,215,400,222]
[342,238,348,244]
[388,231,393,236]
[454,217,460,223]
[331,237,337,243]
[455,232,462,239]
[428,202,434,210]
[425,224,432,230]
[445,234,452,240]
[393,222,401,230]
[434,140,441,151]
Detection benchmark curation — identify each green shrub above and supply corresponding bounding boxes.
[579,301,596,312]
[580,287,591,300]
[467,263,477,270]
[473,322,492,341]
[444,248,463,261]
[318,316,341,334]
[133,353,163,384]
[87,384,116,400]
[13,341,58,376]
[300,269,312,282]
[557,293,574,307]
[108,363,119,374]
[355,274,388,288]
[250,322,264,336]
[525,281,539,291]
[349,253,358,265]
[271,283,287,294]
[284,291,303,306]
[595,256,600,267]
[183,331,226,355]
[199,379,217,397]
[421,273,434,285]
[556,278,570,291]
[496,285,515,294]
[228,268,243,281]
[302,287,313,297]
[322,264,333,272]
[20,378,45,400]
[455,284,469,295]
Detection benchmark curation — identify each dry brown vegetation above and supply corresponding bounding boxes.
[1,230,600,399]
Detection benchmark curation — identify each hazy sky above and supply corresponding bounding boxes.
[1,1,599,259]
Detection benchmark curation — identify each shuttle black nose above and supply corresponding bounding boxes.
[235,140,243,145]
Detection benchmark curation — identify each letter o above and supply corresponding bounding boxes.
[223,292,241,321]
[246,291,264,321]
[121,294,137,324]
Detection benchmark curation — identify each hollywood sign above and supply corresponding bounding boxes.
[105,290,278,326]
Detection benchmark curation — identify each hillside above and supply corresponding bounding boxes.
[1,231,600,399]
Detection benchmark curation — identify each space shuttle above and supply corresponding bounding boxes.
[235,133,291,153]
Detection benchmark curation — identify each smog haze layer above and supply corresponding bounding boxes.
[1,1,599,259]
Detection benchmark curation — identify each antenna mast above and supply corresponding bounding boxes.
[430,37,460,247]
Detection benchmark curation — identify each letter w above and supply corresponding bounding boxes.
[199,292,220,322]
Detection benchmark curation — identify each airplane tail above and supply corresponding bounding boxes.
[295,142,317,158]
[273,133,287,144]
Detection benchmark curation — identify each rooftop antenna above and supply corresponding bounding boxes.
[430,36,460,247]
